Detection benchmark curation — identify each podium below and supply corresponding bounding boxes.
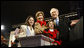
[17,34,54,47]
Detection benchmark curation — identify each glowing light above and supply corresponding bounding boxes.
[1,25,5,30]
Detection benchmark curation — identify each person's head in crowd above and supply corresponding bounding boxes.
[35,11,44,21]
[1,35,4,41]
[47,20,56,29]
[50,8,59,19]
[25,16,34,26]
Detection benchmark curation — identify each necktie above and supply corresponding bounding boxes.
[56,19,59,26]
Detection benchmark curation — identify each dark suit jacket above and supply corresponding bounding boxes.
[54,15,71,43]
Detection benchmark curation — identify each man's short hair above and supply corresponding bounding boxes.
[50,8,59,14]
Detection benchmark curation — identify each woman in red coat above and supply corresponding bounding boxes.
[34,11,47,34]
[43,21,62,45]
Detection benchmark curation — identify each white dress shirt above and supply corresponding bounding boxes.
[54,17,59,26]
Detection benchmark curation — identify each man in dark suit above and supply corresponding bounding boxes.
[50,8,71,46]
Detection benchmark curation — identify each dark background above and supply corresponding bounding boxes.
[1,1,83,47]
[1,1,83,25]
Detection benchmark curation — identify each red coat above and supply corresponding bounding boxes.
[43,29,62,45]
[43,29,59,39]
[37,20,46,26]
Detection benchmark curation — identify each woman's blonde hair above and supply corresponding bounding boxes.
[35,11,44,18]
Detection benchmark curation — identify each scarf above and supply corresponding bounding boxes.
[37,20,46,26]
